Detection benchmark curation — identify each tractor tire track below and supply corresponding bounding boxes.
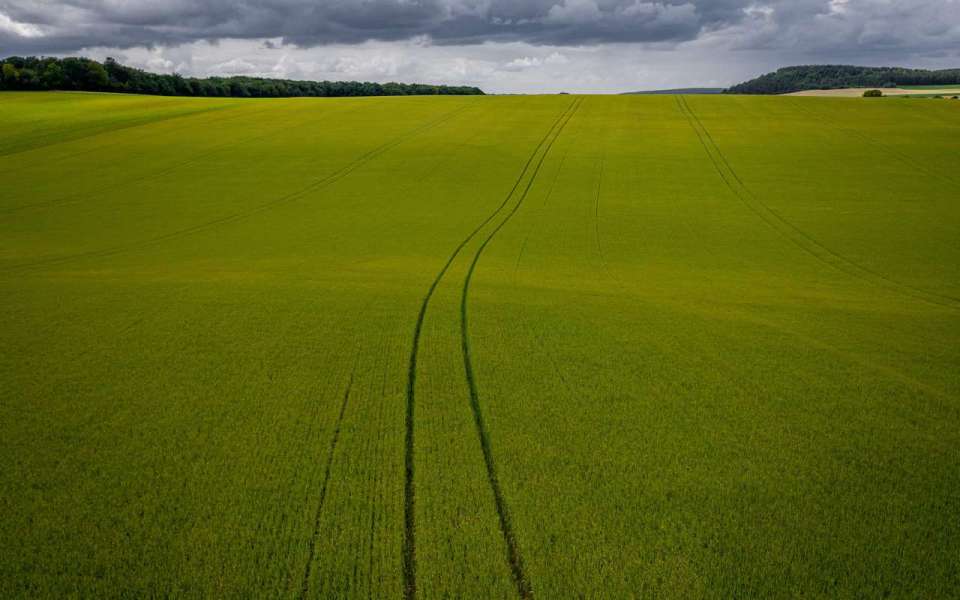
[292,292,379,597]
[0,104,471,274]
[589,152,633,297]
[458,98,582,599]
[592,156,626,289]
[507,151,581,403]
[510,148,575,395]
[402,98,578,600]
[676,96,960,311]
[299,365,357,600]
[512,150,570,278]
[510,107,622,401]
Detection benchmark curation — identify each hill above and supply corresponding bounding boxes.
[726,65,960,94]
[0,55,484,98]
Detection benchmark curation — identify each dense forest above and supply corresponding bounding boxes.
[726,65,960,94]
[0,56,484,97]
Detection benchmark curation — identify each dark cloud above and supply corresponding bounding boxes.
[1,0,724,50]
[1,0,957,79]
[3,0,757,51]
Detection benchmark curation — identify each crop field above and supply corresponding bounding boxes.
[788,87,960,97]
[1,91,959,598]
[899,84,960,90]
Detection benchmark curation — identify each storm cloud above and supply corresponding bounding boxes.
[1,0,956,52]
[1,0,958,92]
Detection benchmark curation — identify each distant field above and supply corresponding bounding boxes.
[787,86,960,97]
[899,84,960,90]
[2,91,959,598]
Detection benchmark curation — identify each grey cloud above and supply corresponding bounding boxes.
[0,0,747,51]
[711,0,960,57]
[1,0,958,62]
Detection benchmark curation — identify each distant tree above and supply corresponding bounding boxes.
[0,55,486,97]
[170,73,191,95]
[229,80,250,97]
[726,65,960,95]
[18,67,39,88]
[84,61,109,88]
[863,89,883,97]
[2,62,19,83]
[60,58,89,89]
[42,62,65,88]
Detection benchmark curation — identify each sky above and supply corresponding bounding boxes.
[1,0,959,93]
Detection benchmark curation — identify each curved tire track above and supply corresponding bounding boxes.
[511,150,570,279]
[458,98,582,599]
[402,98,579,600]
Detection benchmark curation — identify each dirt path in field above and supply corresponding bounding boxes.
[402,97,579,600]
[1,104,471,273]
[675,95,960,311]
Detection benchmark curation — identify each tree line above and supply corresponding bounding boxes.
[0,56,485,98]
[726,65,960,95]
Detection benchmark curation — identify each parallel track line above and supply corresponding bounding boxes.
[458,98,582,599]
[676,96,959,310]
[402,98,578,600]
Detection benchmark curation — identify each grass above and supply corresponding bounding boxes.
[1,91,959,598]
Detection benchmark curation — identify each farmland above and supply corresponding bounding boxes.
[1,91,959,597]
[787,87,960,97]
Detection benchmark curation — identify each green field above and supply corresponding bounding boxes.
[2,91,959,598]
